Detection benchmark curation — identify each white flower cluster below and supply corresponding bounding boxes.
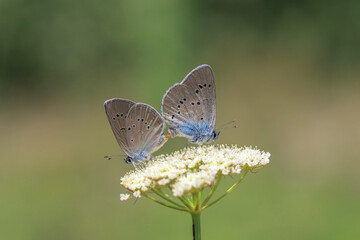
[120,145,270,200]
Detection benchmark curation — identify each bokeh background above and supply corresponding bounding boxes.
[1,0,359,239]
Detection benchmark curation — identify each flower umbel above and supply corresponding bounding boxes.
[119,145,270,240]
[121,145,269,202]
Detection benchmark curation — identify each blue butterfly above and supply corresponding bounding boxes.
[104,98,168,166]
[162,65,220,146]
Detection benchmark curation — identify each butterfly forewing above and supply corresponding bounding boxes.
[125,103,166,156]
[104,98,136,156]
[181,64,216,129]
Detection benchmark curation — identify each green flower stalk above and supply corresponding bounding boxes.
[120,145,270,240]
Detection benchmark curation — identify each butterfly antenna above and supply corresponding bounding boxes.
[216,125,238,130]
[104,154,127,160]
[215,120,236,130]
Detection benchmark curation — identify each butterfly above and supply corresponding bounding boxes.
[104,98,168,166]
[161,64,221,146]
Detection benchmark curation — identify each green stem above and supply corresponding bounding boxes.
[203,169,249,210]
[202,175,221,206]
[142,193,188,212]
[197,191,202,211]
[178,196,193,210]
[152,189,185,209]
[191,213,201,240]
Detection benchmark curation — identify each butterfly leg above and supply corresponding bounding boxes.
[182,142,190,158]
[132,162,138,171]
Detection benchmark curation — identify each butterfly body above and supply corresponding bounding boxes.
[162,64,218,145]
[168,123,219,144]
[104,98,167,165]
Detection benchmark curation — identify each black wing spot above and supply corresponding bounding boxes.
[204,84,207,87]
[145,122,148,125]
[201,117,204,120]
[195,89,199,94]
[208,84,212,87]
[183,98,187,101]
[172,115,175,119]
[120,127,126,131]
[137,118,140,121]
[116,113,120,117]
[147,126,150,129]
[197,102,200,105]
[112,117,116,120]
[128,127,131,130]
[132,124,136,127]
[180,100,184,104]
[191,102,195,105]
[125,115,128,118]
[131,139,134,142]
[141,119,144,122]
[120,113,124,117]
[178,105,181,108]
[178,111,180,114]
[199,85,203,89]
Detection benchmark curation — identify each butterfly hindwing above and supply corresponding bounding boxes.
[125,103,166,157]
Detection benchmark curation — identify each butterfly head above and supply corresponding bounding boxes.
[212,130,220,140]
[124,156,133,164]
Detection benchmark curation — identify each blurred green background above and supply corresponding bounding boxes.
[1,0,359,239]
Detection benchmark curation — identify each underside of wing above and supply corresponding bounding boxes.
[125,103,166,156]
[181,64,216,129]
[104,98,135,156]
[162,65,216,137]
[162,83,203,127]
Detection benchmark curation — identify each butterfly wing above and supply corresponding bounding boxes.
[181,64,216,129]
[104,98,135,156]
[125,103,167,159]
[162,64,216,138]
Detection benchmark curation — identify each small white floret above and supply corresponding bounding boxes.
[120,193,130,201]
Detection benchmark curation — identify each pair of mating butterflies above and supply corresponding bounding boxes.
[104,64,221,166]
